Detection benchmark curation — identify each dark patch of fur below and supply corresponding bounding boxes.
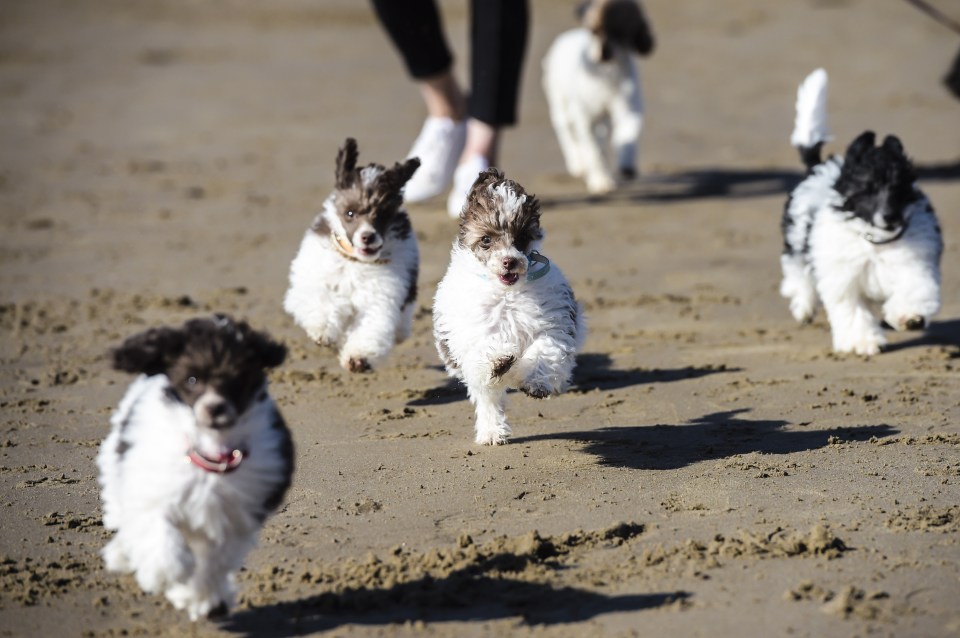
[602,0,654,57]
[491,355,516,380]
[403,265,418,310]
[111,315,286,420]
[780,192,797,255]
[258,410,294,521]
[458,168,543,255]
[798,141,824,172]
[389,211,413,241]
[584,0,655,60]
[834,131,919,231]
[563,285,581,339]
[310,214,331,236]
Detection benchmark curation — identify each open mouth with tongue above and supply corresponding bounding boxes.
[358,246,381,258]
[499,272,520,286]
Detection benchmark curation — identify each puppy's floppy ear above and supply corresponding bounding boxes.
[111,327,185,376]
[845,131,876,164]
[383,157,421,193]
[229,318,287,370]
[335,138,359,189]
[249,331,287,369]
[881,135,905,157]
[632,3,655,56]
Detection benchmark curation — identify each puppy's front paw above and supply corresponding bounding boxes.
[835,333,885,357]
[491,355,516,381]
[789,297,816,324]
[306,326,337,348]
[345,357,371,373]
[475,426,511,446]
[886,314,927,331]
[904,316,927,331]
[585,172,615,195]
[520,383,552,399]
[102,539,131,573]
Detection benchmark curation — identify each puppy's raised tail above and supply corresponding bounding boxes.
[790,68,831,170]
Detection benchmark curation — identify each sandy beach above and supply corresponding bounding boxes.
[1,1,959,636]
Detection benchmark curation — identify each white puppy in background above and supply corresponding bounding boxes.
[542,0,655,194]
[433,168,586,445]
[284,138,420,372]
[97,315,294,621]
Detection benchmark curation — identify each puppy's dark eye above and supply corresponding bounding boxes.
[480,235,492,249]
[346,210,356,219]
[187,376,197,386]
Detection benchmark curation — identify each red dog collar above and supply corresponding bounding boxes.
[187,448,246,473]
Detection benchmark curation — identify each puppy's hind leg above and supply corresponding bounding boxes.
[609,92,643,179]
[780,253,818,323]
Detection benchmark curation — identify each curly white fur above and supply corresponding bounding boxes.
[97,375,292,620]
[780,158,943,355]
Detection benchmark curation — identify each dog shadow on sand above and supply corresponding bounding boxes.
[406,353,733,407]
[514,408,898,471]
[538,159,960,208]
[222,571,688,636]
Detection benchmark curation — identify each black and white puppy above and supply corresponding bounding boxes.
[97,315,294,620]
[433,168,586,445]
[780,69,943,355]
[284,138,420,372]
[542,0,654,193]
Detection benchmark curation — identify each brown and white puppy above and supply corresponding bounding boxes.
[284,138,421,372]
[542,0,654,193]
[433,168,586,445]
[97,315,294,621]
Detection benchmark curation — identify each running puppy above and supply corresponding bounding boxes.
[97,315,294,620]
[433,168,586,445]
[284,138,420,372]
[542,0,654,194]
[780,69,943,355]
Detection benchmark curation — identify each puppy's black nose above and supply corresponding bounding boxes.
[360,232,377,245]
[502,257,518,271]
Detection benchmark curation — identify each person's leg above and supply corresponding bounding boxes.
[467,0,529,137]
[447,0,530,217]
[369,0,453,82]
[370,0,467,202]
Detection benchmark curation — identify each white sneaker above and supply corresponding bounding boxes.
[403,116,466,203]
[446,155,488,218]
